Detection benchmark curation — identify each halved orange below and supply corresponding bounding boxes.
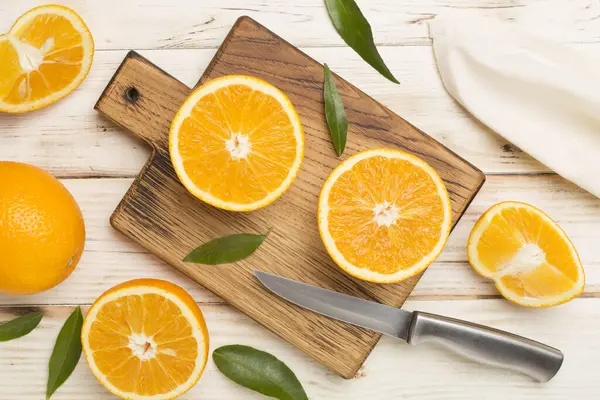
[0,5,94,113]
[318,149,452,283]
[169,75,304,212]
[81,279,209,399]
[468,201,585,307]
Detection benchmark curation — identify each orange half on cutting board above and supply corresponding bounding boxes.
[0,5,94,113]
[169,75,304,212]
[318,148,453,283]
[468,201,585,307]
[82,279,209,399]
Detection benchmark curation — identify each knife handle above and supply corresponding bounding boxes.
[407,311,563,382]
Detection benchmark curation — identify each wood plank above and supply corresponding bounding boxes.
[1,173,599,306]
[0,1,597,398]
[1,0,599,49]
[1,299,598,399]
[0,45,571,177]
[94,16,484,379]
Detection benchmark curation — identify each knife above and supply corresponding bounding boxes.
[254,271,564,382]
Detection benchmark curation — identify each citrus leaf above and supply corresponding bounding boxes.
[46,307,83,400]
[0,312,43,342]
[213,345,308,400]
[325,0,399,84]
[323,64,348,156]
[184,230,271,265]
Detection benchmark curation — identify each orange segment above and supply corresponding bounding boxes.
[82,279,209,399]
[0,5,94,113]
[169,75,304,211]
[318,149,452,283]
[0,39,21,98]
[468,202,585,307]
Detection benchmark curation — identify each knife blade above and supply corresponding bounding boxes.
[254,270,414,339]
[254,270,564,382]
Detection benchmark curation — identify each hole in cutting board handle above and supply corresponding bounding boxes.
[124,87,140,103]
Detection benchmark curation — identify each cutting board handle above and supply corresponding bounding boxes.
[94,51,192,151]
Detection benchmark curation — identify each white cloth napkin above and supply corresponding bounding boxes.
[429,17,600,198]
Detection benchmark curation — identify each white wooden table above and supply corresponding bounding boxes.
[1,1,599,398]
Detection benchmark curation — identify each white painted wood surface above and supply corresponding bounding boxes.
[0,0,599,398]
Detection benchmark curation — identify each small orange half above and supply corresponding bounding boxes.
[0,5,94,113]
[468,201,585,307]
[169,75,304,212]
[82,279,209,399]
[318,148,452,283]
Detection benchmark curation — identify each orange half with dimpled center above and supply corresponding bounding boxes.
[318,149,452,283]
[82,279,209,399]
[169,75,304,212]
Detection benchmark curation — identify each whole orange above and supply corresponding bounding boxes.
[0,162,85,294]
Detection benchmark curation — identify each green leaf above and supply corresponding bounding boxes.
[46,306,83,400]
[323,64,348,156]
[184,230,271,265]
[0,312,43,342]
[213,345,308,400]
[325,0,399,84]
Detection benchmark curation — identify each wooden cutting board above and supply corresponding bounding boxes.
[95,16,485,379]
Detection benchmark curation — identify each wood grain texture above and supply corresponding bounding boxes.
[2,0,599,50]
[1,1,598,398]
[94,17,484,378]
[2,46,564,177]
[2,299,600,399]
[0,174,598,307]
